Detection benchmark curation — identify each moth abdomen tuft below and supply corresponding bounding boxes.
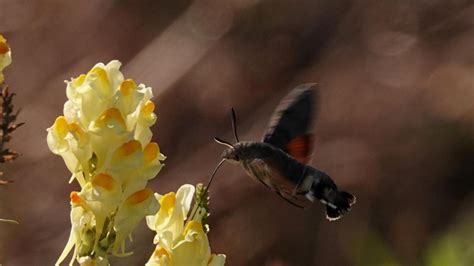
[325,190,356,221]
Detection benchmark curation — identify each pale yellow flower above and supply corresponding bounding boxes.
[147,185,195,243]
[48,61,165,265]
[113,188,159,255]
[146,184,226,266]
[0,34,12,84]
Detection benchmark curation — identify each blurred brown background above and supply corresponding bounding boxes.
[0,0,473,265]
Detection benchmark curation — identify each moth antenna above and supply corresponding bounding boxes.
[231,108,240,143]
[214,137,234,148]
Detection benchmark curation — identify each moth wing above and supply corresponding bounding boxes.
[263,83,317,163]
[244,158,273,189]
[286,134,313,164]
[246,158,306,208]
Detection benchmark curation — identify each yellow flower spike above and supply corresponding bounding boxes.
[49,60,164,265]
[120,79,137,96]
[126,188,154,206]
[95,107,126,129]
[91,173,116,191]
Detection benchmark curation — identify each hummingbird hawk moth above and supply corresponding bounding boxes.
[208,84,355,221]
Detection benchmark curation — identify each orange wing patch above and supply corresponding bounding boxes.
[286,135,312,164]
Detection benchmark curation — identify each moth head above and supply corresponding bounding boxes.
[221,147,240,162]
[214,137,240,162]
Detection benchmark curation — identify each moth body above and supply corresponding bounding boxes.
[216,84,356,220]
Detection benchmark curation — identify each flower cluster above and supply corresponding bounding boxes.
[0,34,12,84]
[47,60,165,265]
[146,184,226,266]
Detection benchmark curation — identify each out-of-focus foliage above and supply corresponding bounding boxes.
[355,233,401,266]
[0,86,23,182]
[424,206,474,266]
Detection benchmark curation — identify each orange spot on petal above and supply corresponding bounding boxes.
[143,100,155,114]
[117,140,142,157]
[120,79,137,96]
[183,220,203,236]
[126,188,153,205]
[68,123,86,140]
[97,108,126,128]
[0,42,9,54]
[154,247,169,259]
[70,191,83,204]
[91,173,116,191]
[54,116,69,138]
[72,74,86,87]
[0,35,9,54]
[144,142,159,162]
[90,67,109,85]
[158,192,176,213]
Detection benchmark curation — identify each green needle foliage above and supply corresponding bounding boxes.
[0,85,23,184]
